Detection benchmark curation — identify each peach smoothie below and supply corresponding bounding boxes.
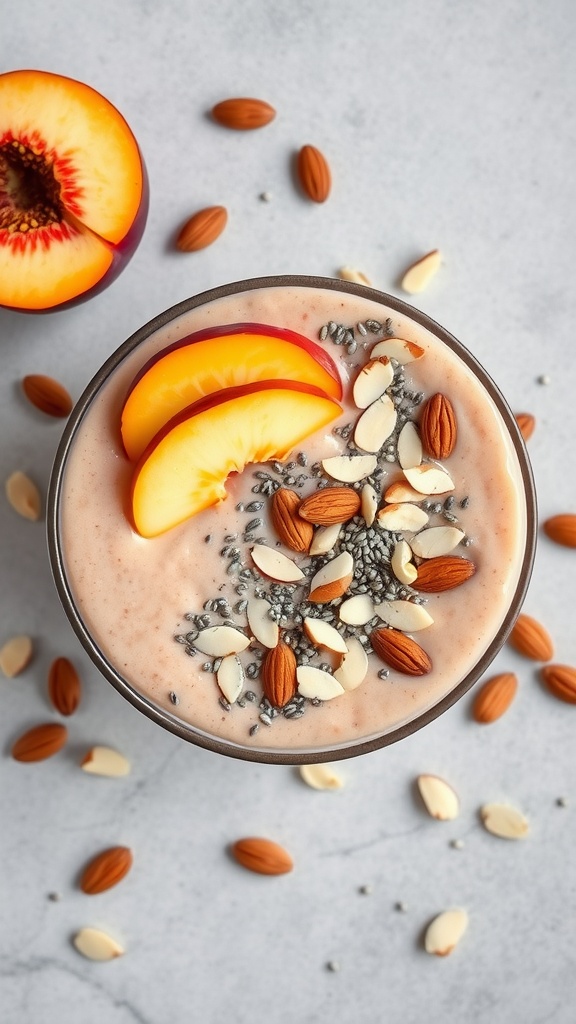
[49,278,535,761]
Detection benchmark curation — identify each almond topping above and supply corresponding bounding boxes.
[0,634,33,677]
[352,357,394,409]
[540,664,576,704]
[374,599,434,632]
[403,464,454,495]
[515,412,536,441]
[321,454,377,483]
[47,656,81,716]
[420,393,457,460]
[80,846,133,895]
[217,655,245,704]
[246,597,279,649]
[472,672,518,723]
[262,642,297,708]
[296,665,345,701]
[299,487,361,526]
[370,627,432,675]
[73,927,125,961]
[480,803,529,840]
[338,594,375,626]
[296,144,331,203]
[193,625,250,657]
[377,502,429,533]
[417,775,460,820]
[415,555,476,592]
[211,97,276,130]
[384,480,424,503]
[333,637,369,691]
[543,514,576,549]
[401,249,442,294]
[424,908,468,956]
[12,722,68,762]
[22,374,73,418]
[270,488,313,552]
[309,522,342,556]
[354,394,397,453]
[80,746,131,777]
[303,617,348,654]
[370,337,425,363]
[391,540,418,585]
[397,420,422,470]
[508,613,554,661]
[308,551,353,603]
[299,763,344,790]
[5,470,41,520]
[361,483,379,527]
[176,205,228,251]
[410,526,464,558]
[251,543,305,582]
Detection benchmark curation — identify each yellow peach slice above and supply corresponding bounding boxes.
[131,381,341,538]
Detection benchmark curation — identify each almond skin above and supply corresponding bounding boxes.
[309,571,353,604]
[271,488,314,553]
[48,657,81,716]
[232,836,293,875]
[297,144,331,203]
[543,514,576,549]
[515,412,535,442]
[370,627,432,676]
[262,642,297,708]
[211,97,276,130]
[420,393,457,460]
[176,206,228,252]
[12,722,68,762]
[415,556,476,593]
[541,664,576,704]
[508,613,554,661]
[298,487,360,525]
[80,846,133,895]
[22,374,73,418]
[473,672,518,723]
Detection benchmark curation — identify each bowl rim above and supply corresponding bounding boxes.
[47,274,537,764]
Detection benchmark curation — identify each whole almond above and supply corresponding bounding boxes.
[48,657,81,716]
[211,97,276,130]
[271,488,314,552]
[370,627,432,676]
[22,374,73,418]
[262,642,297,708]
[420,393,457,460]
[297,144,331,203]
[472,672,518,723]
[515,412,535,442]
[541,664,576,704]
[298,486,360,525]
[12,722,68,762]
[232,836,293,875]
[415,556,476,593]
[543,514,576,549]
[176,206,228,252]
[508,613,553,661]
[80,846,133,895]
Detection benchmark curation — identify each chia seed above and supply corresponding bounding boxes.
[169,691,180,705]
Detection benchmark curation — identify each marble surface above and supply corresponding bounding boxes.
[1,1,575,1022]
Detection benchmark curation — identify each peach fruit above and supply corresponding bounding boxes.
[131,381,342,537]
[121,323,343,461]
[0,69,148,312]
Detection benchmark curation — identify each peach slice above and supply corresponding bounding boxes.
[0,70,148,312]
[121,323,343,461]
[131,380,342,538]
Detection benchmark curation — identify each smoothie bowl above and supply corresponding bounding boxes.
[47,276,536,763]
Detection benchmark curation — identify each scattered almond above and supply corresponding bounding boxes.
[420,393,457,460]
[176,205,228,251]
[472,672,518,723]
[80,846,133,895]
[0,634,33,677]
[415,555,476,592]
[48,656,81,715]
[232,836,293,875]
[251,543,305,583]
[424,908,468,956]
[193,625,250,657]
[73,927,124,961]
[80,746,131,777]
[270,488,313,552]
[480,802,529,840]
[401,249,441,294]
[211,97,276,130]
[541,664,576,704]
[217,655,245,704]
[12,722,68,762]
[22,374,73,418]
[515,412,535,441]
[262,642,297,708]
[299,487,360,526]
[417,775,460,820]
[296,665,345,700]
[508,613,554,661]
[299,763,344,790]
[543,514,576,548]
[308,551,353,603]
[337,267,371,286]
[297,144,331,203]
[5,470,41,520]
[370,627,432,676]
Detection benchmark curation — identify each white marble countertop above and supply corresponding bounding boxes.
[2,2,575,1022]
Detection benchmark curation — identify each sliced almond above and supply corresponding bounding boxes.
[333,637,369,691]
[5,470,41,520]
[73,927,125,961]
[411,526,465,558]
[403,464,454,495]
[401,249,442,294]
[309,523,342,556]
[217,655,245,704]
[299,763,344,790]
[303,617,348,654]
[424,908,468,956]
[361,483,379,527]
[354,394,397,453]
[417,774,460,820]
[80,746,131,777]
[374,599,434,631]
[193,625,251,657]
[397,421,422,470]
[339,594,375,626]
[322,454,377,483]
[391,540,418,585]
[0,634,33,677]
[251,544,305,582]
[308,551,353,603]
[377,502,429,533]
[352,357,394,409]
[384,480,424,503]
[247,597,279,649]
[480,802,529,840]
[337,267,372,286]
[370,338,425,363]
[297,665,345,701]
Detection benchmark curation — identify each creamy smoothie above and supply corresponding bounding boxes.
[50,279,534,761]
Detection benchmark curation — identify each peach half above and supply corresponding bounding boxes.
[0,69,148,312]
[131,380,342,538]
[121,322,343,461]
